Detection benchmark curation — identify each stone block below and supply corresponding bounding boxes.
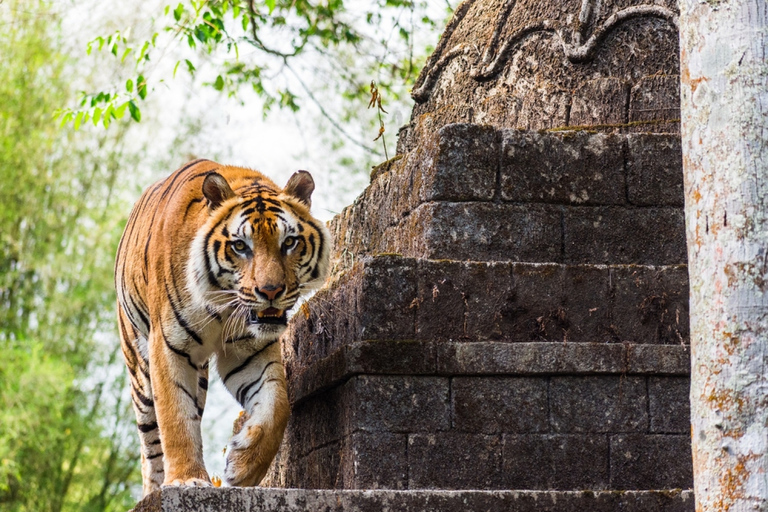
[610,434,693,489]
[502,434,610,490]
[347,375,450,433]
[342,431,408,489]
[358,256,419,340]
[569,78,630,127]
[300,441,343,489]
[627,134,683,206]
[451,377,548,433]
[610,264,689,344]
[460,262,518,342]
[397,202,562,262]
[629,75,680,133]
[550,376,649,433]
[496,264,566,342]
[649,376,691,433]
[500,130,626,205]
[561,264,615,342]
[413,260,471,341]
[563,206,686,265]
[287,385,348,457]
[420,123,500,202]
[408,433,503,489]
[516,81,570,130]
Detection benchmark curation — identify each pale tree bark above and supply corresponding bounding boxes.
[679,1,768,511]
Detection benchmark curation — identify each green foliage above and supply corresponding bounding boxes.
[62,0,454,148]
[0,1,140,509]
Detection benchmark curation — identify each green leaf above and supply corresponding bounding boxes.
[185,59,196,74]
[73,111,84,130]
[103,104,115,128]
[266,0,275,14]
[115,102,128,119]
[173,60,181,78]
[173,3,184,21]
[128,101,141,122]
[213,74,224,91]
[137,75,147,99]
[137,41,150,63]
[92,107,102,126]
[121,48,132,63]
[125,78,133,93]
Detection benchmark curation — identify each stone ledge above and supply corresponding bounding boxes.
[286,341,690,404]
[133,487,694,512]
[333,124,683,265]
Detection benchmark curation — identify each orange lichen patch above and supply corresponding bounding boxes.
[713,454,761,509]
[706,389,746,427]
[211,475,222,487]
[300,302,311,319]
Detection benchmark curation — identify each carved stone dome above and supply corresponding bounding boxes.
[399,0,680,153]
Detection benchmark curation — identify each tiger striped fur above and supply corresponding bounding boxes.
[115,159,330,495]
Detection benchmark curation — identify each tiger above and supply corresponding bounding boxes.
[114,159,330,495]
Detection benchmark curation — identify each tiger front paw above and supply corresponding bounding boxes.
[224,423,272,487]
[162,477,213,488]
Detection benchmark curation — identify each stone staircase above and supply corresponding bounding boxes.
[134,126,694,511]
[264,126,693,498]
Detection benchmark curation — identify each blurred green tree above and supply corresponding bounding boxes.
[0,1,141,510]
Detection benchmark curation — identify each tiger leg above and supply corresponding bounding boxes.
[147,328,211,487]
[118,307,164,496]
[216,340,289,487]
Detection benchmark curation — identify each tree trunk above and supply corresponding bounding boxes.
[679,1,768,510]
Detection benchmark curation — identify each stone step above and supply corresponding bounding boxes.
[287,255,689,387]
[134,487,694,512]
[331,125,684,265]
[270,361,691,491]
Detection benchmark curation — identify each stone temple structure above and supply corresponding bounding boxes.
[135,0,694,510]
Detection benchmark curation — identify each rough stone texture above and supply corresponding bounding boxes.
[562,206,686,264]
[500,131,626,205]
[610,435,693,489]
[133,488,695,512]
[626,134,684,206]
[283,255,689,374]
[332,128,685,267]
[399,0,680,152]
[648,376,691,434]
[408,433,504,489]
[550,377,649,433]
[452,377,548,433]
[628,75,681,134]
[503,434,610,490]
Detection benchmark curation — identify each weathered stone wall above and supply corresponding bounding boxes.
[333,126,685,267]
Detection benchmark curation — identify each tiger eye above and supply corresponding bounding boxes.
[232,240,247,252]
[283,237,296,249]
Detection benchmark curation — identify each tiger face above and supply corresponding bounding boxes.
[188,170,329,342]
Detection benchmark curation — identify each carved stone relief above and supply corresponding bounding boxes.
[398,0,681,153]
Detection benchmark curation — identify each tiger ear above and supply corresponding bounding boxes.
[283,170,315,207]
[202,172,235,209]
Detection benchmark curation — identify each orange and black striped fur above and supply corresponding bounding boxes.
[115,160,330,495]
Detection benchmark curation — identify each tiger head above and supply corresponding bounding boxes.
[188,169,330,341]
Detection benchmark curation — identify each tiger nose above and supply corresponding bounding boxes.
[255,284,285,301]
